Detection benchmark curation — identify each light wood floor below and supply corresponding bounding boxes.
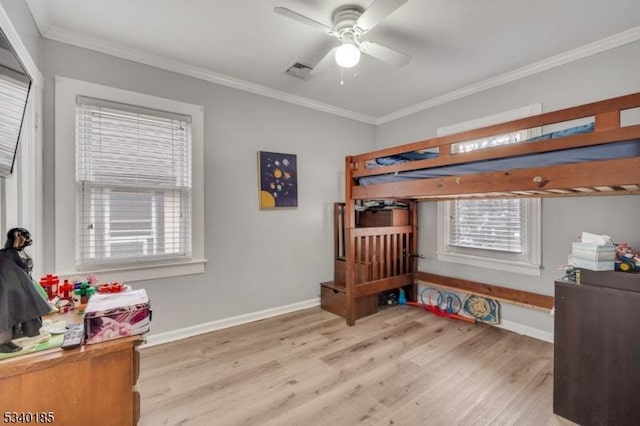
[138,306,574,426]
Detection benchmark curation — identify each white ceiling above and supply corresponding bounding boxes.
[25,0,640,123]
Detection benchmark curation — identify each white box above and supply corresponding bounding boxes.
[572,257,615,271]
[84,289,151,344]
[571,242,616,261]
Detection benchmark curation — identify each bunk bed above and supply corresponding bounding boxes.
[326,92,640,326]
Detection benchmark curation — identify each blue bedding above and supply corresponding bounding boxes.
[358,139,640,186]
[370,122,596,167]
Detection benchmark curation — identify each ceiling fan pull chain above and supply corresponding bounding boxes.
[340,67,344,86]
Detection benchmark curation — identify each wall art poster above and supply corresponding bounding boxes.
[258,151,298,209]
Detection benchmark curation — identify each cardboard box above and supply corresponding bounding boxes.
[84,289,151,344]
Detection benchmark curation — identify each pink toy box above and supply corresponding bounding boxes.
[83,289,151,344]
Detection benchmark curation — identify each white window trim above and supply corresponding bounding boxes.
[435,103,542,276]
[0,86,43,276]
[436,199,541,276]
[0,4,44,277]
[437,104,542,137]
[54,76,206,282]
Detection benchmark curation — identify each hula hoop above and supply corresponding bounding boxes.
[420,286,442,307]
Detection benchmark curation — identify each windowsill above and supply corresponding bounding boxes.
[56,258,208,283]
[436,251,541,276]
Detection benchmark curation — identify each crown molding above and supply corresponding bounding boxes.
[376,26,640,124]
[42,26,378,124]
[31,11,640,127]
[24,0,50,36]
[0,3,43,86]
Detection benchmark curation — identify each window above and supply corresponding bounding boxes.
[0,70,30,175]
[437,198,540,275]
[0,7,44,278]
[76,98,192,268]
[436,104,542,276]
[55,77,205,282]
[448,198,523,252]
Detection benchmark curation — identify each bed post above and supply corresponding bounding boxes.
[344,156,357,326]
[408,200,419,302]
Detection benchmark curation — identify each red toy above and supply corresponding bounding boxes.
[39,274,60,300]
[98,282,124,294]
[407,301,477,324]
[58,279,74,301]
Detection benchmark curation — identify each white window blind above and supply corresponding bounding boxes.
[75,96,192,268]
[0,71,30,175]
[449,199,523,253]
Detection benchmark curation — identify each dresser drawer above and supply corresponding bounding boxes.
[320,282,378,320]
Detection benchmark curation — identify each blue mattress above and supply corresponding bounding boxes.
[358,140,640,186]
[370,122,596,167]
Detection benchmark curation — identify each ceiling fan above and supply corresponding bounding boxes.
[274,0,411,72]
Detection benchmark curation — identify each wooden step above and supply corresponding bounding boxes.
[320,281,378,321]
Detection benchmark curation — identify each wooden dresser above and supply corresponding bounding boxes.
[554,270,640,425]
[0,336,143,426]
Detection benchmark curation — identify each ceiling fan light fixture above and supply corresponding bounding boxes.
[334,42,360,68]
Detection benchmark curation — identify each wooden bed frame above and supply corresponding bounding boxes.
[328,92,640,325]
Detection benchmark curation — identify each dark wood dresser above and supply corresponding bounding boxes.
[554,270,640,425]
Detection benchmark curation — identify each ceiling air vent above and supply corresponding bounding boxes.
[283,61,312,80]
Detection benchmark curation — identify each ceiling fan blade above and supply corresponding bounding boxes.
[356,0,408,31]
[273,7,333,34]
[359,41,411,67]
[310,47,337,76]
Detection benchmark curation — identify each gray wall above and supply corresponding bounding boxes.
[42,40,375,335]
[37,32,640,339]
[378,41,640,336]
[0,0,41,70]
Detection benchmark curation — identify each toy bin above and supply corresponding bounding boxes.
[83,289,151,344]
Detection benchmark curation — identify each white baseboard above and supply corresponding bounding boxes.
[495,319,554,343]
[141,296,553,347]
[142,298,320,348]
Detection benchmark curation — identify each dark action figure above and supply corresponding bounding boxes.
[0,227,34,276]
[0,228,50,353]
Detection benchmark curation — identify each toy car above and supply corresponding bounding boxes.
[615,243,639,272]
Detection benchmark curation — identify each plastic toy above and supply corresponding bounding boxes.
[398,288,407,305]
[615,243,640,272]
[0,229,50,353]
[405,287,476,324]
[86,273,98,287]
[74,281,96,307]
[58,279,74,301]
[0,228,34,276]
[98,282,124,294]
[39,274,60,300]
[462,294,500,324]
